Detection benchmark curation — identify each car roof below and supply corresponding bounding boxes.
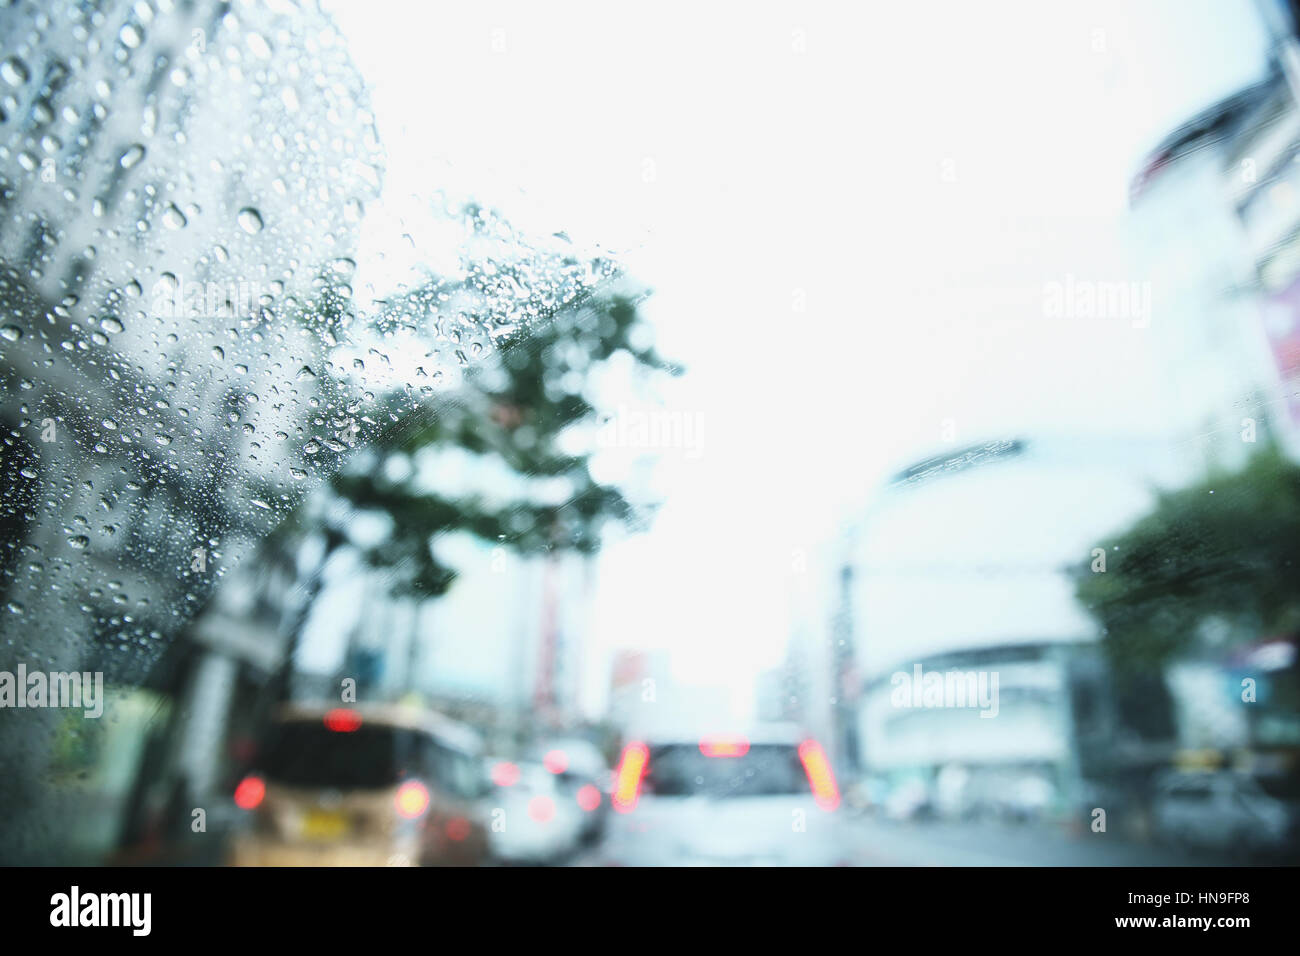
[274,702,482,754]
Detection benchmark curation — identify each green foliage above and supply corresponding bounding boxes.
[1074,448,1300,671]
[325,288,675,597]
[48,707,104,780]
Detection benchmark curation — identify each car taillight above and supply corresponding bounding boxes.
[395,780,430,819]
[234,774,265,810]
[324,708,362,733]
[699,736,750,758]
[577,783,602,812]
[528,795,556,823]
[797,739,840,811]
[611,742,649,814]
[543,749,569,774]
[491,761,521,787]
[445,817,471,842]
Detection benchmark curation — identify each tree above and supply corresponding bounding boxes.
[326,286,674,596]
[1073,447,1300,672]
[259,201,678,706]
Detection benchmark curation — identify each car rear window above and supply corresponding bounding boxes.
[643,744,808,799]
[259,722,424,790]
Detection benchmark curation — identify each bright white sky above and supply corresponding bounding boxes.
[321,0,1271,714]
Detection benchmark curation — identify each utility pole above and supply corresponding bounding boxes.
[831,562,861,777]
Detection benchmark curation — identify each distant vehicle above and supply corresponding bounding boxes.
[527,738,611,845]
[1001,773,1055,823]
[882,777,934,821]
[226,704,491,866]
[598,727,847,866]
[1151,770,1300,858]
[484,759,585,864]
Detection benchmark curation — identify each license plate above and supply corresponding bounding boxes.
[301,809,349,840]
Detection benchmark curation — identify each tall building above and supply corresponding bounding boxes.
[834,434,1192,812]
[1130,65,1300,463]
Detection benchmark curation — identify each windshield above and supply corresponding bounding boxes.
[2,0,1299,875]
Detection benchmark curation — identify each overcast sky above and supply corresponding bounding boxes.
[321,1,1272,716]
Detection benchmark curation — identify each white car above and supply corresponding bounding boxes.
[528,737,612,845]
[597,727,849,866]
[882,777,933,821]
[484,760,585,864]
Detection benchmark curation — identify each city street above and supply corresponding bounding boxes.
[571,815,1237,867]
[833,817,1229,867]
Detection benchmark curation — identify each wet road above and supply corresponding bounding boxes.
[834,816,1228,867]
[571,814,1253,867]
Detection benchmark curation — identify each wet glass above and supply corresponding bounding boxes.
[1,0,1299,870]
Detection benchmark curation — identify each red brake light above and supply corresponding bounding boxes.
[699,736,750,758]
[528,795,556,823]
[445,817,471,842]
[395,780,430,819]
[543,749,569,774]
[234,775,265,810]
[612,742,649,814]
[491,761,521,787]
[324,709,362,733]
[797,739,840,811]
[576,783,602,812]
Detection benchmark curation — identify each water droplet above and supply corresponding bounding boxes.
[0,325,22,342]
[1,57,30,87]
[119,144,146,169]
[161,203,187,229]
[237,207,264,234]
[247,33,272,59]
[67,535,89,550]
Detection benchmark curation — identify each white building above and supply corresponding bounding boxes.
[835,433,1194,803]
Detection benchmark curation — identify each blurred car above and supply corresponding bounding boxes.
[1151,770,1300,857]
[227,704,490,866]
[528,738,612,844]
[1002,773,1055,823]
[598,727,848,866]
[882,777,934,821]
[484,759,585,864]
